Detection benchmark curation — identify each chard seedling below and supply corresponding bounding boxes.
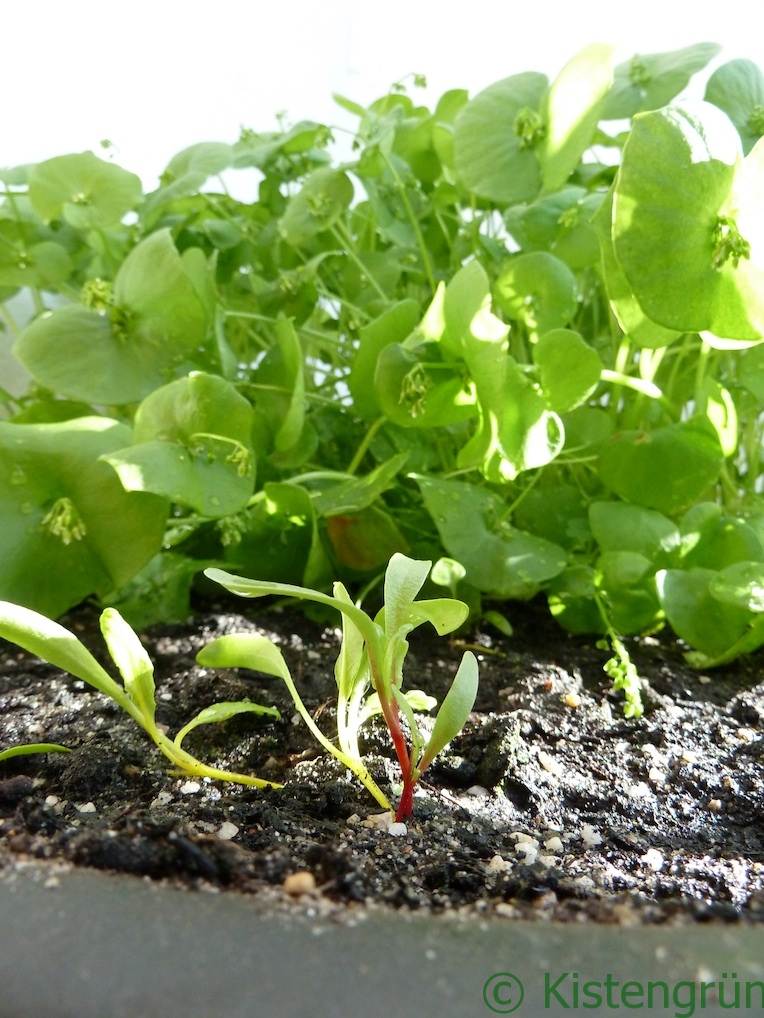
[200,553,479,820]
[0,601,281,787]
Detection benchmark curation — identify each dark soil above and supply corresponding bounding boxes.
[2,596,764,924]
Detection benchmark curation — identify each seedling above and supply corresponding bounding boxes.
[200,553,479,820]
[0,601,281,787]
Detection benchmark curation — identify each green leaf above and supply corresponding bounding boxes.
[0,240,73,290]
[605,43,722,120]
[709,561,764,612]
[203,567,378,642]
[680,503,763,570]
[0,743,71,762]
[99,608,156,724]
[539,44,614,193]
[311,453,408,516]
[254,316,309,460]
[413,475,567,598]
[613,102,764,340]
[495,252,578,335]
[279,168,353,246]
[175,699,280,749]
[348,300,421,419]
[706,59,764,155]
[405,598,468,636]
[225,482,322,587]
[0,418,168,618]
[373,343,477,429]
[197,633,292,682]
[332,580,368,702]
[141,143,234,218]
[504,187,602,269]
[592,185,682,349]
[533,328,602,412]
[418,651,478,772]
[453,72,547,204]
[598,418,723,515]
[28,151,142,227]
[103,373,255,518]
[359,688,435,726]
[15,230,210,404]
[0,600,126,704]
[456,355,564,482]
[589,501,680,563]
[383,553,431,636]
[656,567,753,658]
[326,506,408,572]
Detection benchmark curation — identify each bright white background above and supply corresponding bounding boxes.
[2,0,762,186]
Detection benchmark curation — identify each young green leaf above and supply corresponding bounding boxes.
[197,633,291,682]
[0,600,129,706]
[417,651,478,773]
[99,608,157,725]
[383,553,431,636]
[174,700,280,749]
[0,743,71,763]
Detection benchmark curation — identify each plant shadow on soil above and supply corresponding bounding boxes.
[2,595,764,925]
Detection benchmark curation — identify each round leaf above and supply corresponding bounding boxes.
[598,419,723,515]
[613,102,764,339]
[495,252,578,334]
[533,328,602,412]
[453,72,547,204]
[28,152,142,228]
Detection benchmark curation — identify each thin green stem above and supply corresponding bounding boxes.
[331,222,388,301]
[380,152,436,293]
[347,416,387,475]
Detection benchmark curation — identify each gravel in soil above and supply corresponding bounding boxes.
[2,598,764,924]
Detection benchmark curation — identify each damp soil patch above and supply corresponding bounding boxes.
[1,597,764,924]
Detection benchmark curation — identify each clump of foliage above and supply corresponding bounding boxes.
[0,601,280,786]
[3,44,764,713]
[198,553,478,820]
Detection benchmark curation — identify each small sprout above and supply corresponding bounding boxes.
[514,107,547,150]
[712,215,751,270]
[41,497,87,545]
[0,601,281,790]
[201,554,479,821]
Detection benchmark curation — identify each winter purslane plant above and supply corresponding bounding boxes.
[4,44,764,713]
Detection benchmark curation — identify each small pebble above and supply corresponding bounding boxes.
[283,871,316,896]
[626,782,651,799]
[564,692,581,708]
[537,750,563,777]
[179,781,201,794]
[641,848,664,871]
[580,824,602,847]
[544,836,564,853]
[487,855,512,873]
[708,799,722,812]
[75,802,96,813]
[217,822,239,841]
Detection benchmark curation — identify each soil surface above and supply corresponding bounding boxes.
[2,596,764,924]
